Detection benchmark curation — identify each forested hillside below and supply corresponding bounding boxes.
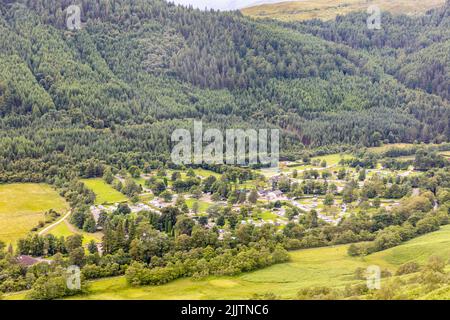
[287,4,450,100]
[0,0,449,182]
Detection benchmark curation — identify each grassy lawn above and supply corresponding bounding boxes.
[235,180,262,189]
[44,220,102,245]
[186,198,211,213]
[193,168,221,179]
[366,226,450,267]
[0,183,69,245]
[311,154,352,167]
[368,143,419,154]
[281,153,352,173]
[81,179,128,205]
[6,225,450,300]
[139,193,155,202]
[259,167,281,178]
[258,211,280,221]
[392,155,416,161]
[281,163,313,172]
[133,177,147,187]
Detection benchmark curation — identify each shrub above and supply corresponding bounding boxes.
[297,286,340,300]
[396,262,420,275]
[27,271,84,300]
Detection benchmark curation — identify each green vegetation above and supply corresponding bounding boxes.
[1,149,449,299]
[259,211,280,221]
[367,226,450,267]
[185,199,211,214]
[312,154,353,167]
[1,0,449,188]
[0,184,68,245]
[81,179,128,205]
[368,143,422,154]
[45,221,102,246]
[5,225,448,300]
[0,0,449,301]
[242,0,446,22]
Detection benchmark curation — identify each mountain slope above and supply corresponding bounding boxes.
[242,0,447,22]
[0,0,449,180]
[283,3,450,100]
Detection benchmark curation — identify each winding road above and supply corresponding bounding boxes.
[38,210,72,236]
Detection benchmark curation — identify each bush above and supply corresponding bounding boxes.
[416,217,440,235]
[354,267,366,280]
[425,256,446,273]
[348,244,361,257]
[297,286,340,300]
[373,230,402,251]
[27,271,84,300]
[381,268,392,278]
[396,262,420,275]
[344,283,369,297]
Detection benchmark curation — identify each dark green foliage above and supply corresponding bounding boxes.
[292,4,450,101]
[125,243,290,286]
[0,1,449,184]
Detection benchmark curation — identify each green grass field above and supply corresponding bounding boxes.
[186,198,211,213]
[81,179,128,205]
[133,177,147,187]
[311,154,353,167]
[242,0,445,22]
[281,153,353,173]
[259,211,280,221]
[193,168,221,179]
[45,220,102,245]
[368,143,419,154]
[165,168,220,180]
[0,184,69,245]
[6,225,450,300]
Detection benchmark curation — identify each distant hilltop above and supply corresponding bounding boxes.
[169,0,292,11]
[241,0,447,21]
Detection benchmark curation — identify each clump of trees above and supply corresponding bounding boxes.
[125,244,289,286]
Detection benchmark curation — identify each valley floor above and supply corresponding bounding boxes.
[7,224,450,300]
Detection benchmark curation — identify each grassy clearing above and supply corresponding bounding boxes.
[139,193,155,202]
[311,154,352,167]
[259,211,280,221]
[0,183,69,245]
[366,226,450,267]
[5,225,450,300]
[165,168,221,180]
[368,143,416,154]
[81,179,128,205]
[186,198,211,213]
[281,153,352,173]
[242,0,445,22]
[44,220,102,245]
[235,180,262,189]
[193,168,221,179]
[133,177,147,187]
[366,143,441,155]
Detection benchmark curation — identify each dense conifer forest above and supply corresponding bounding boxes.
[0,0,449,182]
